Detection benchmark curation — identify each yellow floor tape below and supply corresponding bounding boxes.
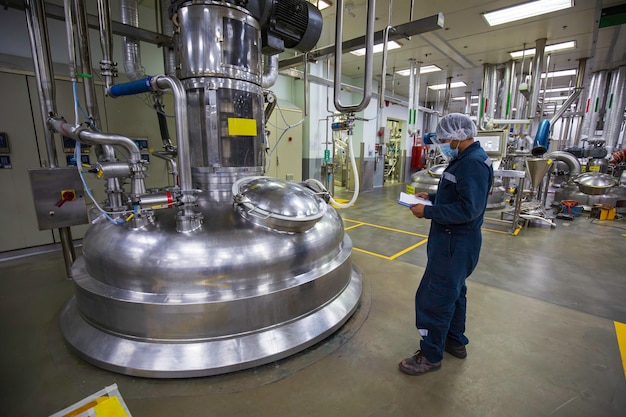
[615,321,626,379]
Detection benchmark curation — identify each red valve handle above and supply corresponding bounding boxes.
[56,191,75,207]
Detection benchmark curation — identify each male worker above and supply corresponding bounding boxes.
[399,113,494,376]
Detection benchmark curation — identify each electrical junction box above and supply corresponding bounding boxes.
[28,167,89,230]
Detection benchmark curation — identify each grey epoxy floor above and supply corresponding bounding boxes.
[1,183,625,416]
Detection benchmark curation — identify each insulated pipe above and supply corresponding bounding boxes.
[443,77,452,114]
[479,63,497,129]
[580,70,608,141]
[97,0,115,90]
[604,66,626,152]
[527,38,547,119]
[261,55,279,88]
[544,150,581,176]
[464,91,472,116]
[333,0,375,113]
[24,0,59,168]
[407,59,421,136]
[120,0,145,81]
[501,61,514,119]
[160,0,176,77]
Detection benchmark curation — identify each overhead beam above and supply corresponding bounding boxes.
[5,0,173,48]
[278,13,445,70]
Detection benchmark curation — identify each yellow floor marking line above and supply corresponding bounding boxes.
[343,218,428,238]
[344,222,365,231]
[343,218,428,259]
[352,247,394,260]
[388,239,428,260]
[615,321,626,379]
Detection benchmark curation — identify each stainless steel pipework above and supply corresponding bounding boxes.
[333,0,376,113]
[152,75,194,204]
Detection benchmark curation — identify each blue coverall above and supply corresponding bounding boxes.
[417,141,494,363]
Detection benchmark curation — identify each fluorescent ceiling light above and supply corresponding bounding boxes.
[510,41,576,59]
[541,69,577,78]
[482,0,573,26]
[452,97,466,101]
[315,0,331,10]
[428,81,467,90]
[350,41,402,56]
[395,65,442,76]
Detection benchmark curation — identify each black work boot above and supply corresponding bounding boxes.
[398,351,441,375]
[444,338,467,359]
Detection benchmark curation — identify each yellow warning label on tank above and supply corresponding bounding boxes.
[228,118,257,136]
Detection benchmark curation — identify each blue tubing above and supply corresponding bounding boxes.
[108,77,153,98]
[533,119,550,149]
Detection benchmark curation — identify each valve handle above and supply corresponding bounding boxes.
[56,191,75,207]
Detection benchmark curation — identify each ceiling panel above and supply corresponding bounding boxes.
[301,0,626,105]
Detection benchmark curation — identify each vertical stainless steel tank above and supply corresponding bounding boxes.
[60,0,361,378]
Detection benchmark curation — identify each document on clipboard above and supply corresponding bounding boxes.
[398,192,432,208]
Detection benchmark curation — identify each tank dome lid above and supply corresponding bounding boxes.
[232,176,326,232]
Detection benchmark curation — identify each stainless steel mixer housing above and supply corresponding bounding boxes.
[59,0,361,378]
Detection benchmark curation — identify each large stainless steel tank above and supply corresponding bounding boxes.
[60,0,360,378]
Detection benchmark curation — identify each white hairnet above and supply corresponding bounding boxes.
[435,113,477,141]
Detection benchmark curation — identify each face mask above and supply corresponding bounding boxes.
[438,143,458,161]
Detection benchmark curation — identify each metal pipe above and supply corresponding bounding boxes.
[58,226,76,277]
[302,53,309,117]
[47,118,142,163]
[378,26,392,108]
[549,88,582,126]
[73,0,122,208]
[25,0,76,277]
[261,55,279,88]
[97,0,115,90]
[73,0,101,127]
[153,75,194,203]
[333,0,376,113]
[378,0,393,108]
[24,0,59,168]
[527,38,546,119]
[152,151,179,187]
[63,0,77,82]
